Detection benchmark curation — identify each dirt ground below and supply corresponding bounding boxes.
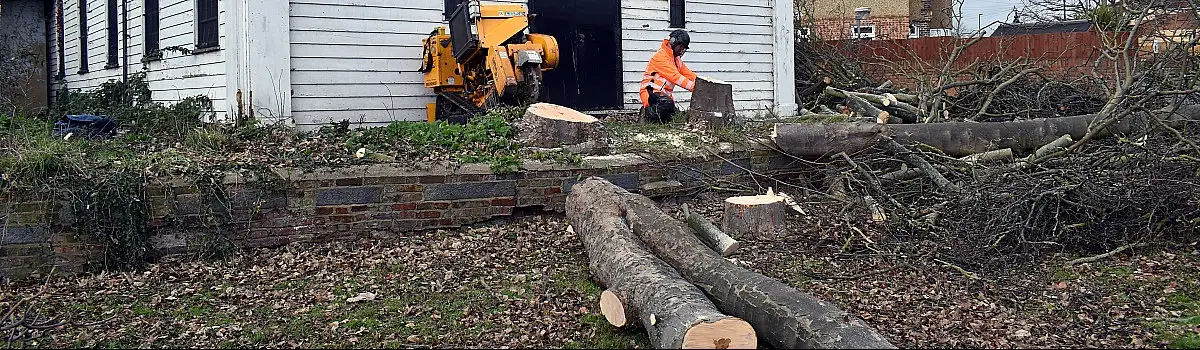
[3,195,1198,349]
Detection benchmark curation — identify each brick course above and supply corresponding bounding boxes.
[1,145,811,279]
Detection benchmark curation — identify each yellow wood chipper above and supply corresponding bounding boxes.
[419,0,560,123]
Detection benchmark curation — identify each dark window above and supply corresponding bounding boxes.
[196,0,219,49]
[56,0,65,78]
[670,0,685,28]
[106,0,118,68]
[79,0,89,73]
[144,0,160,57]
[444,0,462,20]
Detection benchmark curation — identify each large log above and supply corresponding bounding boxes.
[517,103,603,148]
[570,178,896,349]
[770,107,1200,158]
[565,182,757,349]
[687,76,737,128]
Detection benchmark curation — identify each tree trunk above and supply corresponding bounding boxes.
[687,77,737,128]
[570,178,896,349]
[599,289,639,328]
[565,183,757,349]
[681,204,740,257]
[722,195,786,240]
[517,103,603,148]
[770,109,1197,158]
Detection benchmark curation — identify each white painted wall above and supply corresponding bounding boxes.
[51,0,230,119]
[49,0,796,127]
[622,0,781,117]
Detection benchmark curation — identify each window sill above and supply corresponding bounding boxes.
[192,46,221,55]
[77,69,89,75]
[104,63,120,70]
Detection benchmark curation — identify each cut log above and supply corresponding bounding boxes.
[721,195,786,240]
[681,204,740,257]
[569,178,896,349]
[959,148,1014,165]
[686,76,737,128]
[565,183,757,349]
[1031,134,1073,161]
[771,107,1200,158]
[599,290,638,328]
[517,103,603,148]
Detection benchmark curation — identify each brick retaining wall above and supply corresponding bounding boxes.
[1,146,806,279]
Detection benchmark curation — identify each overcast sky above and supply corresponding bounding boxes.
[961,0,1028,34]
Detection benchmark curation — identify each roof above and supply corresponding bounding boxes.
[992,20,1094,36]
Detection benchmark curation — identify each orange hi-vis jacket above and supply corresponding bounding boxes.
[639,39,698,107]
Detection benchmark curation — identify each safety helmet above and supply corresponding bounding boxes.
[669,30,690,50]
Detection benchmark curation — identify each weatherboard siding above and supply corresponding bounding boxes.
[52,0,229,119]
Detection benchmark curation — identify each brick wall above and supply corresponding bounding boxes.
[1,147,806,279]
[808,16,912,41]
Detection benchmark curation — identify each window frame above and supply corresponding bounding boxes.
[194,0,219,51]
[669,0,686,29]
[55,0,66,79]
[852,25,876,39]
[106,0,119,68]
[78,0,89,74]
[144,0,161,60]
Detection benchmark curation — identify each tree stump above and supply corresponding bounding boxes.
[517,103,603,148]
[686,76,736,128]
[565,184,758,349]
[722,195,786,240]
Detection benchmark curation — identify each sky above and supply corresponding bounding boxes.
[960,0,1028,34]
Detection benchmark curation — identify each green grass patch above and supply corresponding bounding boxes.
[347,107,524,173]
[565,313,650,349]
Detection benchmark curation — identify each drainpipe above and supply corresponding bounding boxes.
[121,0,128,83]
[45,0,55,110]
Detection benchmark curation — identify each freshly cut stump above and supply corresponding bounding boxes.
[686,77,736,128]
[566,180,757,349]
[721,195,786,240]
[518,103,603,148]
[570,178,896,349]
[682,204,739,257]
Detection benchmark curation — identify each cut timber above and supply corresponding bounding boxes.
[686,76,736,128]
[565,181,757,349]
[681,204,740,257]
[722,195,786,240]
[959,148,1014,164]
[600,290,636,328]
[569,178,896,349]
[771,107,1200,158]
[518,103,603,148]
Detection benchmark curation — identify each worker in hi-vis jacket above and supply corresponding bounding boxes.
[639,30,697,124]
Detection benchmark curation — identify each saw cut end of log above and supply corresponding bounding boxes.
[527,103,600,123]
[725,194,786,206]
[599,290,629,328]
[681,318,757,349]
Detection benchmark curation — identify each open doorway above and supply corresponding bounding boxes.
[528,0,623,111]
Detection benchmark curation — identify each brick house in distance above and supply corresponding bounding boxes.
[798,0,954,40]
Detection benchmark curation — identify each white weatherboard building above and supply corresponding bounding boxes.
[48,0,797,129]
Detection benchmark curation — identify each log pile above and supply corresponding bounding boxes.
[567,178,896,349]
[767,104,1200,270]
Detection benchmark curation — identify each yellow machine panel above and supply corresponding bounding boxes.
[418,0,560,123]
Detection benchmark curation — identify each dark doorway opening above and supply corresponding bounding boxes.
[528,0,623,111]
